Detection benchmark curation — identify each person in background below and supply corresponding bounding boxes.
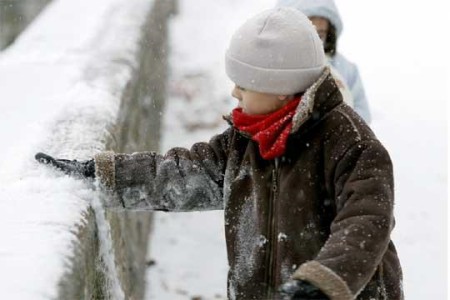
[277,0,372,124]
[36,7,402,299]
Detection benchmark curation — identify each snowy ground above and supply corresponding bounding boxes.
[145,0,448,299]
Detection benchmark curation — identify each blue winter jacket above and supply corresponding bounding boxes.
[277,0,372,124]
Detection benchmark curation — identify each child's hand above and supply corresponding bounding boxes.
[35,152,95,179]
[279,279,329,300]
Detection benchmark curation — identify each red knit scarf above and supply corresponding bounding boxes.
[232,98,300,160]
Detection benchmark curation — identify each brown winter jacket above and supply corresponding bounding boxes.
[94,69,403,300]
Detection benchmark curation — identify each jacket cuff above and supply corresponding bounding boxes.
[292,261,353,300]
[94,151,116,190]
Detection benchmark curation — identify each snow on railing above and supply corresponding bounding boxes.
[0,0,176,298]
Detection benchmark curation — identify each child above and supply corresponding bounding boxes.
[36,7,403,300]
[277,0,372,124]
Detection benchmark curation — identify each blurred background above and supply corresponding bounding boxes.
[0,0,447,299]
[0,0,51,49]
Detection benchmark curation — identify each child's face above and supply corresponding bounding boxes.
[309,16,329,44]
[232,85,288,115]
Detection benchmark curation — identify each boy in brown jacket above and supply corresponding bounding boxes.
[36,8,403,300]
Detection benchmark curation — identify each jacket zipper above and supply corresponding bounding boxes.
[378,264,387,299]
[266,158,280,297]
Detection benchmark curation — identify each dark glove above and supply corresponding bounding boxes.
[35,152,95,179]
[279,279,329,300]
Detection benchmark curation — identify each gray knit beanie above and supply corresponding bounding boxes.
[225,7,325,95]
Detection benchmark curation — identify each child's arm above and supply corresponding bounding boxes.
[292,139,395,299]
[94,128,232,211]
[37,128,232,212]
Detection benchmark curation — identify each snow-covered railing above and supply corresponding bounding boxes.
[0,0,176,299]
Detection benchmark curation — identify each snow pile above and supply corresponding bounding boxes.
[0,0,153,298]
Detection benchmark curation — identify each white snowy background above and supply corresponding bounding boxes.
[145,0,448,299]
[0,0,447,299]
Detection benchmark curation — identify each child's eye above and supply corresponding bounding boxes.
[237,86,246,91]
